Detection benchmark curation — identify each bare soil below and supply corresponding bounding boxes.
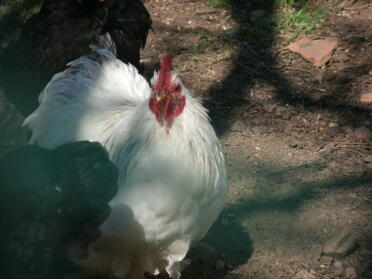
[143,0,372,278]
[0,0,371,278]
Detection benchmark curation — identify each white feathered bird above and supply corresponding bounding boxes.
[24,46,228,279]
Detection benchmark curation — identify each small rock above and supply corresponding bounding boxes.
[363,155,372,163]
[322,229,357,257]
[343,126,354,136]
[216,260,225,270]
[360,93,372,103]
[324,142,337,152]
[332,53,350,63]
[354,127,372,140]
[287,37,339,67]
[250,125,266,135]
[333,260,344,276]
[320,255,334,265]
[344,266,357,279]
[311,92,322,101]
[293,269,316,279]
[231,120,246,133]
[289,142,298,148]
[263,104,276,113]
[282,110,296,120]
[329,122,338,128]
[319,121,328,127]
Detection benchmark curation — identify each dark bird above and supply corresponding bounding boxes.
[0,0,152,116]
[0,141,118,279]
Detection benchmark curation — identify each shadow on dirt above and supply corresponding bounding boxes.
[203,0,371,135]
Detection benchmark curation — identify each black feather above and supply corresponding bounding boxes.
[0,141,118,279]
[0,0,152,116]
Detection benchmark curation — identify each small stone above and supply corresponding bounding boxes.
[293,269,316,279]
[231,120,246,132]
[289,142,298,148]
[343,126,354,136]
[282,110,296,120]
[263,104,275,112]
[216,260,225,270]
[320,255,334,265]
[287,37,339,67]
[360,93,372,103]
[332,53,350,63]
[363,155,372,163]
[344,266,357,279]
[329,122,338,128]
[354,127,372,140]
[251,125,266,135]
[319,121,328,127]
[322,229,357,257]
[333,260,344,276]
[311,92,322,101]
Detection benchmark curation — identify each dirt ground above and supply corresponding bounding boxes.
[144,0,372,278]
[0,0,371,279]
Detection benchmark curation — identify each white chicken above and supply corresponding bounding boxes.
[24,46,228,279]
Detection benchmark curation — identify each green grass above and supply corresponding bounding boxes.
[244,2,326,41]
[205,0,326,41]
[276,0,297,8]
[207,0,230,8]
[277,6,326,35]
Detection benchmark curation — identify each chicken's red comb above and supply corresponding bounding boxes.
[155,54,173,91]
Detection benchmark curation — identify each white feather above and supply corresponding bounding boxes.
[24,46,228,278]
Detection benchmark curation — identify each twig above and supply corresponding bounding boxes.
[273,46,290,57]
[338,147,366,157]
[167,0,199,5]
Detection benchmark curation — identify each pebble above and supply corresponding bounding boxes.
[293,269,316,279]
[251,125,266,135]
[333,53,350,62]
[282,110,297,120]
[343,126,354,136]
[231,120,246,133]
[344,266,357,279]
[363,155,372,163]
[289,142,298,148]
[263,104,276,113]
[333,260,344,276]
[354,127,371,140]
[319,255,334,265]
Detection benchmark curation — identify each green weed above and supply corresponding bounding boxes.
[207,0,230,8]
[277,7,326,35]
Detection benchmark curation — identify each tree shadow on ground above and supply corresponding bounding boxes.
[203,0,372,135]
